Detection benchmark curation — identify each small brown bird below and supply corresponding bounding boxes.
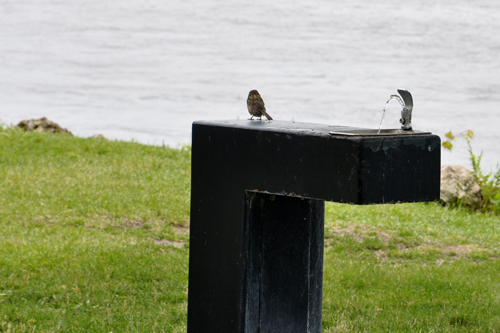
[247,90,273,121]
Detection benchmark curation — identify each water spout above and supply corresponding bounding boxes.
[397,89,413,131]
[377,89,413,134]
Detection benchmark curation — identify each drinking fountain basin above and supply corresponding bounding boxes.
[329,129,431,136]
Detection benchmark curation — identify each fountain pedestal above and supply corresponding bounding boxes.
[188,120,440,332]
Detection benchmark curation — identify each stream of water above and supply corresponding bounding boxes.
[378,95,404,134]
[1,0,499,171]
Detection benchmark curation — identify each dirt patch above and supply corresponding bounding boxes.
[327,225,365,242]
[327,225,392,243]
[444,244,480,255]
[173,224,189,235]
[376,231,392,244]
[150,238,186,248]
[326,225,493,260]
[111,219,145,229]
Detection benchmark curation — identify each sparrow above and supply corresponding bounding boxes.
[247,90,273,121]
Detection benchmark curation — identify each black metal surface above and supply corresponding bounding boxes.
[188,119,441,332]
[242,192,324,332]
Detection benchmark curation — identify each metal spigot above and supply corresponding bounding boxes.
[397,89,413,131]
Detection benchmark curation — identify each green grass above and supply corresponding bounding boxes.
[0,128,190,332]
[323,203,500,332]
[1,127,500,332]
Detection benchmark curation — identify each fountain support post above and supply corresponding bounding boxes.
[188,120,440,332]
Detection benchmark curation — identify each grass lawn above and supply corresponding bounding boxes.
[1,127,499,332]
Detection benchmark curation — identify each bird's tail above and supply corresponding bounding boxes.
[264,112,273,121]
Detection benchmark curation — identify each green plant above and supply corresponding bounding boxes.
[442,130,500,213]
[442,129,474,151]
[465,139,500,213]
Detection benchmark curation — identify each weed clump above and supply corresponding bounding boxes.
[442,130,500,214]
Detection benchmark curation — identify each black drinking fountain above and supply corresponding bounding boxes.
[187,90,441,332]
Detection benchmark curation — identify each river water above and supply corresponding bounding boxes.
[1,0,499,171]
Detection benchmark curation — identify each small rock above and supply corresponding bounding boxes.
[16,117,73,135]
[91,134,108,140]
[440,165,483,208]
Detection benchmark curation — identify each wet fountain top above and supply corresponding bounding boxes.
[330,89,423,137]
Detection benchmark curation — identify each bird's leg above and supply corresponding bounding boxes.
[249,116,254,120]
